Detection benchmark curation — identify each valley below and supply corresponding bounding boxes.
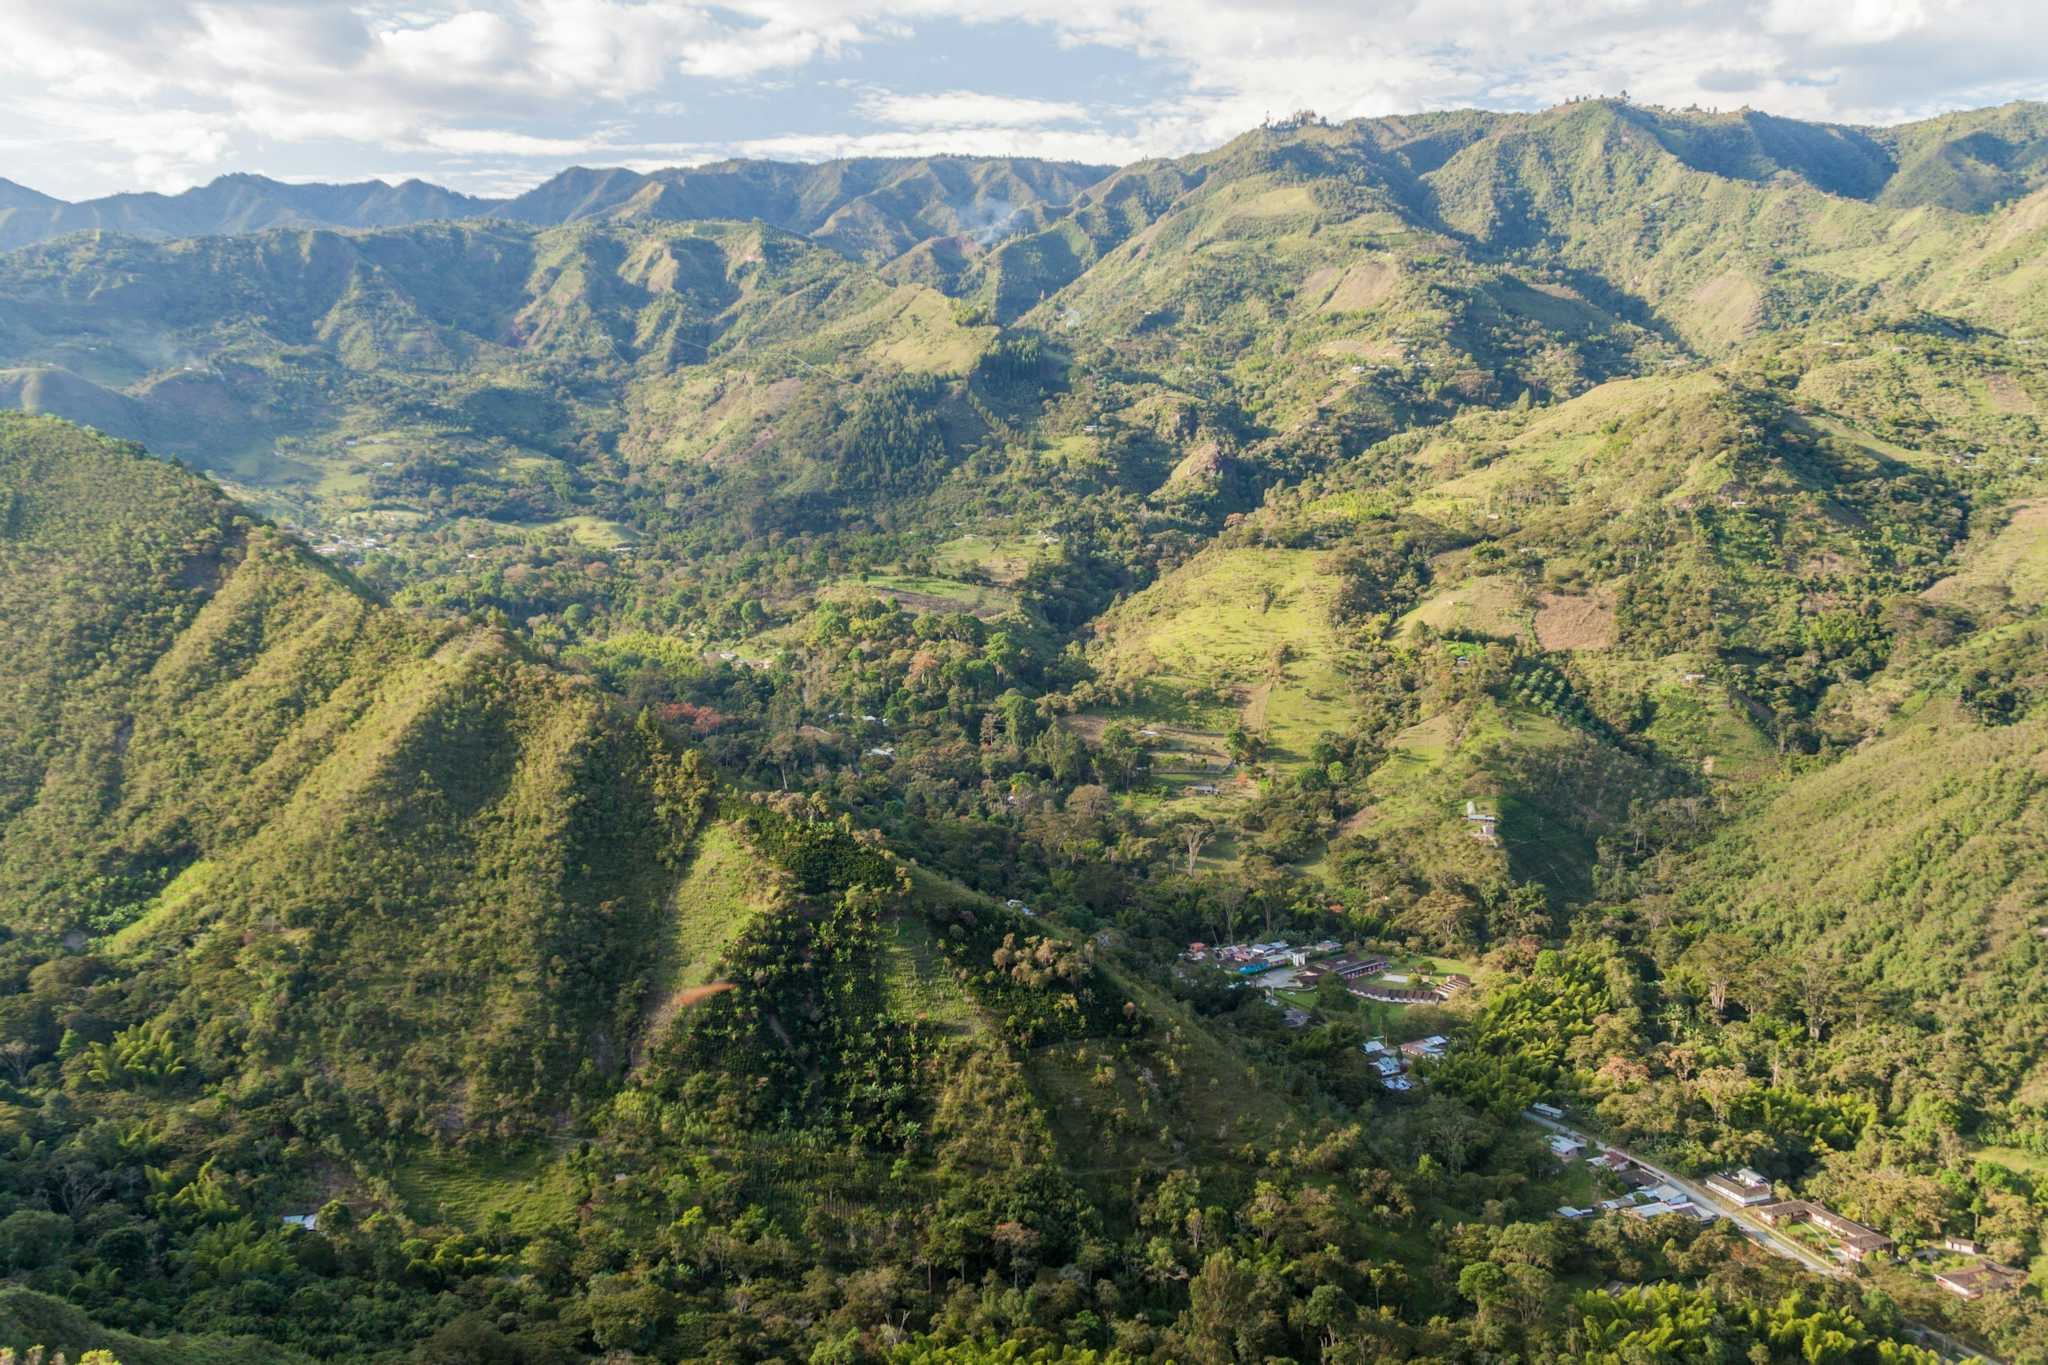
[1,96,2046,1364]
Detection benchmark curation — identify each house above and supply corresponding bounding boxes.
[1352,986,1439,1005]
[1627,1201,1687,1220]
[1382,1075,1412,1092]
[281,1213,319,1231]
[1321,956,1387,980]
[1554,1206,1593,1220]
[1756,1201,1894,1262]
[1433,975,1473,1000]
[1280,1007,1314,1030]
[1373,1056,1404,1077]
[1361,1039,1387,1055]
[1463,800,1500,842]
[1941,1236,1981,1255]
[1754,1200,1812,1228]
[1401,1035,1449,1059]
[1530,1102,1565,1120]
[1808,1208,1893,1262]
[1935,1262,2027,1301]
[1704,1168,1774,1206]
[1548,1135,1587,1160]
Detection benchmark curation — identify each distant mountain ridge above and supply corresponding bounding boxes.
[0,172,493,252]
[0,155,1117,257]
[2,99,2044,258]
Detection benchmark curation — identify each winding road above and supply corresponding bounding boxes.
[1522,1109,1843,1277]
[1520,1110,1998,1363]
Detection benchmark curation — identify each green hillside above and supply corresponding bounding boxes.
[0,414,712,1137]
[4,96,2048,1363]
[1673,686,2048,1097]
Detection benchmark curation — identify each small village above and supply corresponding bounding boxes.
[1181,933,2040,1315]
[1186,938,1472,1004]
[1536,1118,2031,1307]
[1182,938,1472,1088]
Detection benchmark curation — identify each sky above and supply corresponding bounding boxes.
[2,0,2044,201]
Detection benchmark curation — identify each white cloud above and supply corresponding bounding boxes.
[733,125,1147,166]
[420,127,616,157]
[859,90,1091,129]
[680,17,867,79]
[375,10,529,82]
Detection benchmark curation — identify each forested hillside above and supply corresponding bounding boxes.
[2,98,2047,1364]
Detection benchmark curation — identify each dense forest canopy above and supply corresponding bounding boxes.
[2,97,2048,1364]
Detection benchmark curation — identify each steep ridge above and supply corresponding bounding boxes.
[2,102,2040,267]
[1670,678,2048,1099]
[0,413,708,1137]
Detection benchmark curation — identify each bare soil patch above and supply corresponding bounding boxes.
[1533,592,1616,650]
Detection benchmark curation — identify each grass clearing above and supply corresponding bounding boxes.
[811,283,991,376]
[386,1146,581,1235]
[527,514,640,549]
[931,533,1051,584]
[106,858,217,954]
[665,822,774,993]
[1088,546,1355,771]
[831,572,1016,618]
[634,821,780,1065]
[1924,498,2048,609]
[1360,694,1647,901]
[881,913,980,1034]
[1401,574,1531,640]
[1972,1146,2048,1179]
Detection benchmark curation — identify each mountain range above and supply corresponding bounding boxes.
[6,98,2048,259]
[1,97,2046,1364]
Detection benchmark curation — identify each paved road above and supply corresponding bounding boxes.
[1520,1111,2000,1363]
[1522,1110,1843,1278]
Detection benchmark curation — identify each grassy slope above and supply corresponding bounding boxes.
[1677,693,2048,1100]
[1086,545,1354,771]
[384,1145,585,1236]
[0,414,707,1135]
